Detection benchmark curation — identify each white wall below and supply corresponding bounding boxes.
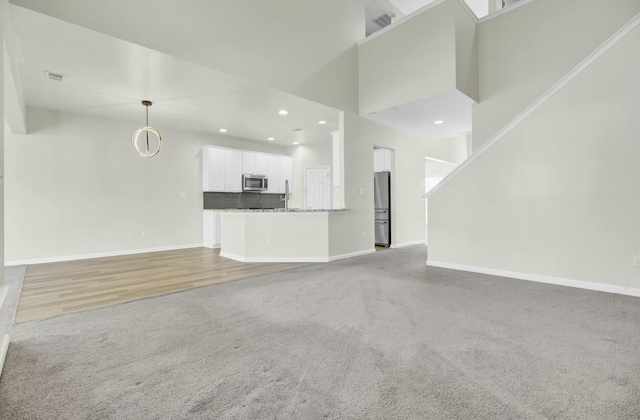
[359,0,457,115]
[288,140,332,209]
[429,21,640,291]
[359,0,478,116]
[473,0,640,149]
[4,108,287,263]
[0,0,9,376]
[454,1,479,101]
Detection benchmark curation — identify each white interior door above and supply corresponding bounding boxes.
[306,167,330,209]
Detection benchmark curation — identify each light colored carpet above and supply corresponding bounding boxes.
[1,246,638,419]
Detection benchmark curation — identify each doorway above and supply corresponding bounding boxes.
[306,167,330,209]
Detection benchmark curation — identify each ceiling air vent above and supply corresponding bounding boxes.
[45,71,64,82]
[373,13,392,28]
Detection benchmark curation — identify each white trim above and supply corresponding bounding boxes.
[220,252,329,263]
[478,0,537,24]
[427,260,640,297]
[328,248,376,261]
[0,286,8,313]
[216,210,348,215]
[4,243,203,266]
[220,248,375,263]
[0,334,9,379]
[391,239,426,248]
[425,13,640,199]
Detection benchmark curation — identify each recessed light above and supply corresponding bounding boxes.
[278,109,288,115]
[434,120,444,125]
[219,128,228,133]
[292,141,299,145]
[267,137,275,141]
[318,120,327,125]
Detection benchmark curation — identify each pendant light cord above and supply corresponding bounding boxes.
[145,104,150,154]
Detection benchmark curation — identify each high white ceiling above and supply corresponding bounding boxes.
[364,91,474,139]
[10,0,365,95]
[11,5,340,146]
[10,0,480,146]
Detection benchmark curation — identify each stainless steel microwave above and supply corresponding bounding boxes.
[242,174,268,192]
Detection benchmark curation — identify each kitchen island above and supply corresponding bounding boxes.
[215,209,352,262]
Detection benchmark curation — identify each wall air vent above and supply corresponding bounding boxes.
[45,71,64,82]
[373,13,393,28]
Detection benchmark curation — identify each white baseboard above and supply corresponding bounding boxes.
[427,260,640,297]
[220,248,376,263]
[5,244,203,266]
[219,252,330,263]
[0,334,9,379]
[391,240,426,249]
[328,249,376,262]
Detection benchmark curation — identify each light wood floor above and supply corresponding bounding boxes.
[15,248,310,323]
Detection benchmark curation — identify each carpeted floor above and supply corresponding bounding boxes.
[1,246,638,419]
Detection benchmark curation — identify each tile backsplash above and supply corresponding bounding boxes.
[203,192,285,209]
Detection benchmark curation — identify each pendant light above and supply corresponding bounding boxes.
[131,100,163,158]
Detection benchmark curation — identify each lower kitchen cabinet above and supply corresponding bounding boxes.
[203,211,221,249]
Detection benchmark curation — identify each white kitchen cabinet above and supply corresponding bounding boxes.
[242,152,255,174]
[374,148,392,172]
[266,155,281,193]
[203,211,221,249]
[204,146,291,193]
[226,150,243,192]
[242,152,268,175]
[255,154,267,175]
[203,147,226,191]
[203,147,243,192]
[281,156,293,193]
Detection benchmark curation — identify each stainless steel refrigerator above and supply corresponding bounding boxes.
[374,171,391,247]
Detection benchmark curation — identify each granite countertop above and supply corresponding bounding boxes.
[206,208,349,213]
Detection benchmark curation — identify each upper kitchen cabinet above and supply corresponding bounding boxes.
[374,148,392,172]
[266,156,281,193]
[203,147,226,191]
[226,150,243,192]
[242,152,267,175]
[203,146,292,194]
[202,146,243,192]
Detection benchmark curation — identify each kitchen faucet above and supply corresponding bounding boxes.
[284,180,289,211]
